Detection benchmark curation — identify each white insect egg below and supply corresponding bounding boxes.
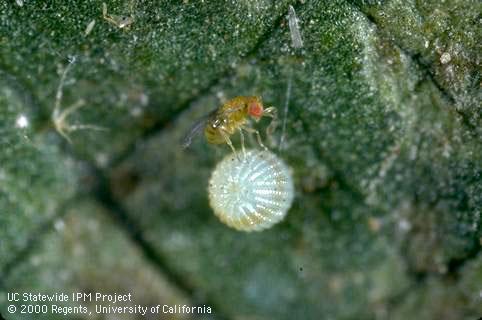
[208,149,294,232]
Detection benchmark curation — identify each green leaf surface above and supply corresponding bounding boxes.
[1,201,191,320]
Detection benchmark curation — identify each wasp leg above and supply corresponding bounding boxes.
[242,125,268,151]
[219,128,239,160]
[238,128,247,158]
[263,107,278,136]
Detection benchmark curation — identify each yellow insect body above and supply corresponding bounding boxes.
[204,96,255,145]
[182,96,277,156]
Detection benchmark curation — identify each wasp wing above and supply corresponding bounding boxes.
[181,108,217,149]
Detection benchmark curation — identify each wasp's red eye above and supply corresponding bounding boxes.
[248,102,263,118]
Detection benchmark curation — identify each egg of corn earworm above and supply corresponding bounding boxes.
[208,149,294,232]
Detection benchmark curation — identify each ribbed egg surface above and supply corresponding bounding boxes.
[208,149,294,232]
